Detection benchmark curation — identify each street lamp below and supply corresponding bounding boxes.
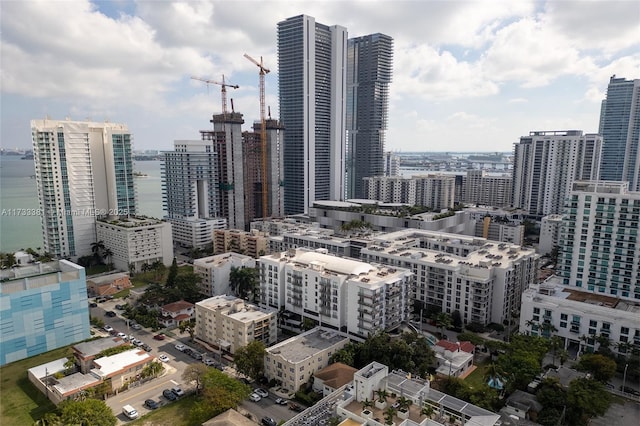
[622,363,628,393]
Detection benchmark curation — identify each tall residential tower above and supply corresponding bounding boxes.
[346,33,393,199]
[598,76,640,191]
[31,119,136,258]
[277,15,348,214]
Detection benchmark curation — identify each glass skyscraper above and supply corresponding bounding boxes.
[598,76,640,191]
[277,15,347,215]
[346,33,393,199]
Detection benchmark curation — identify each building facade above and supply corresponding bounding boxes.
[539,214,564,256]
[599,76,640,191]
[213,229,269,258]
[96,217,173,272]
[383,151,401,177]
[345,33,393,199]
[557,181,639,300]
[194,295,276,354]
[31,119,136,258]
[193,253,256,297]
[512,130,602,216]
[360,230,538,326]
[264,327,349,393]
[520,278,640,357]
[0,260,90,366]
[278,14,348,214]
[461,170,513,207]
[258,248,413,340]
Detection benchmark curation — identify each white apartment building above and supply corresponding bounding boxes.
[363,174,455,210]
[539,214,564,255]
[171,217,227,248]
[474,216,524,246]
[363,176,417,204]
[264,327,349,393]
[520,277,640,357]
[258,248,413,340]
[31,119,136,258]
[96,217,173,272]
[384,151,401,177]
[194,295,276,354]
[557,181,640,300]
[193,253,256,297]
[461,170,512,207]
[512,130,602,217]
[360,230,538,326]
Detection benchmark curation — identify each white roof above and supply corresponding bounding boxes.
[295,251,373,276]
[92,349,152,377]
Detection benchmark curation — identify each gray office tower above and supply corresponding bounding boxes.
[277,15,347,214]
[346,33,393,199]
[598,76,640,191]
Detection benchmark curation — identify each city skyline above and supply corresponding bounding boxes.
[2,1,638,153]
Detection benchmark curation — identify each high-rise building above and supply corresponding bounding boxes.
[557,181,639,300]
[278,15,347,214]
[162,139,226,247]
[512,130,602,216]
[598,76,640,191]
[346,33,393,199]
[31,119,136,258]
[383,151,401,177]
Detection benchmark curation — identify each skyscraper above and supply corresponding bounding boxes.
[346,33,393,199]
[31,119,136,258]
[512,130,602,216]
[598,76,640,191]
[277,15,347,214]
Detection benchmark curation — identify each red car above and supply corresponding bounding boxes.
[153,334,166,341]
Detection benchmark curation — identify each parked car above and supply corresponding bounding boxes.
[105,311,116,317]
[175,344,186,351]
[142,344,152,352]
[183,348,193,355]
[117,332,127,339]
[249,393,262,402]
[190,352,203,360]
[275,398,287,405]
[289,402,302,412]
[621,386,640,396]
[254,388,269,398]
[131,324,142,330]
[203,358,217,366]
[89,302,98,308]
[153,333,166,340]
[103,325,113,332]
[171,386,185,397]
[115,304,126,310]
[261,417,277,426]
[158,354,170,362]
[163,389,177,401]
[144,399,159,409]
[132,339,143,346]
[105,295,114,300]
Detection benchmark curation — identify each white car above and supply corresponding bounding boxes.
[203,358,216,366]
[131,324,142,330]
[132,339,143,346]
[171,386,185,397]
[175,344,186,351]
[158,354,170,362]
[249,393,262,402]
[117,332,126,339]
[254,388,269,398]
[103,325,113,332]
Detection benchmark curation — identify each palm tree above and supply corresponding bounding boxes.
[103,248,114,269]
[230,267,257,299]
[383,406,397,425]
[435,312,452,339]
[397,396,412,413]
[540,321,557,338]
[376,388,389,403]
[361,398,374,413]
[550,336,563,364]
[420,405,434,418]
[91,240,105,264]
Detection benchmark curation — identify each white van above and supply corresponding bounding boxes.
[122,404,138,419]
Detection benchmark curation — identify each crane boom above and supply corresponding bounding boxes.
[244,54,271,219]
[191,75,239,116]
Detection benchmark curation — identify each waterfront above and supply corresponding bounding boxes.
[0,157,164,252]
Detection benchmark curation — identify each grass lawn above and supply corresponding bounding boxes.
[130,396,198,426]
[464,361,491,389]
[0,346,71,425]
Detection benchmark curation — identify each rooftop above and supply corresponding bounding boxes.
[74,337,126,358]
[267,328,349,363]
[314,362,358,389]
[162,300,194,312]
[92,348,153,378]
[98,216,165,228]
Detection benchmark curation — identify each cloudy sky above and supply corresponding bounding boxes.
[1,0,638,153]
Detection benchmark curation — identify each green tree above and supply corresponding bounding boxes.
[58,399,116,426]
[383,406,397,425]
[576,353,617,382]
[178,318,197,341]
[0,252,17,268]
[141,360,164,379]
[375,388,389,403]
[182,363,209,394]
[188,368,251,424]
[330,342,358,366]
[435,312,452,338]
[165,258,178,287]
[234,340,266,381]
[103,248,114,269]
[451,310,463,330]
[229,267,257,300]
[90,241,105,265]
[456,332,485,346]
[566,378,611,426]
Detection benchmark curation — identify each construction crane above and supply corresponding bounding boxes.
[190,75,239,117]
[244,53,270,219]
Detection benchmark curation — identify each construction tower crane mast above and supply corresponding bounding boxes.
[244,53,271,219]
[191,75,239,116]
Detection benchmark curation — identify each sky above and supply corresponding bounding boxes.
[1,0,639,153]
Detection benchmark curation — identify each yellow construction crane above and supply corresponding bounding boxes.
[191,75,239,117]
[244,53,270,219]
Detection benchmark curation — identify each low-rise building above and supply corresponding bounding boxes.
[86,272,132,297]
[96,216,173,272]
[73,337,128,373]
[213,229,269,258]
[539,214,564,256]
[170,217,227,248]
[313,362,358,396]
[432,340,475,378]
[520,277,640,357]
[264,328,350,393]
[159,300,195,328]
[194,253,256,297]
[194,295,276,353]
[0,260,90,366]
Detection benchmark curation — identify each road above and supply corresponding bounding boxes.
[90,298,299,424]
